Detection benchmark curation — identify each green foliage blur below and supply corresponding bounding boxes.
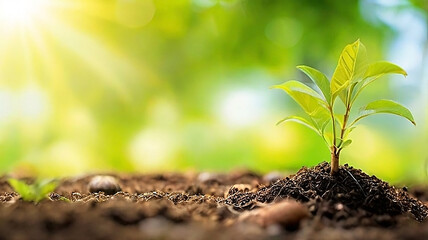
[0,0,427,182]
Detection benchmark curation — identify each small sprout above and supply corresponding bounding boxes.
[8,178,58,203]
[273,39,415,175]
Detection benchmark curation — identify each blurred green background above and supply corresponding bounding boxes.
[0,0,427,183]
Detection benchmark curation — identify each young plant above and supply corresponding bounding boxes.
[273,39,415,175]
[8,178,58,203]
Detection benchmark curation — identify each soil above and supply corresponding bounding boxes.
[1,162,428,240]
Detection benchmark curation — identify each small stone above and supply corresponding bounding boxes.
[88,176,121,195]
[334,203,344,211]
[239,200,309,230]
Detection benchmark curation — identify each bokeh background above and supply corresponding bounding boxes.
[0,0,427,183]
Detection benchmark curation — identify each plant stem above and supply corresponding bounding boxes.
[340,84,354,139]
[340,106,351,139]
[331,87,352,175]
[330,145,340,175]
[329,105,339,174]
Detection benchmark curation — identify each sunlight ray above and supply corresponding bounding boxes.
[0,0,167,106]
[25,24,72,108]
[42,18,137,103]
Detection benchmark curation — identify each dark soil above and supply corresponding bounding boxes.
[227,162,428,223]
[0,162,428,240]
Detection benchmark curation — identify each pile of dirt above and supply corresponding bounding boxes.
[225,162,428,224]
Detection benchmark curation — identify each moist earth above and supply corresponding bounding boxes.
[0,162,428,240]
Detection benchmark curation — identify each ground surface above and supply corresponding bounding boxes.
[1,162,428,240]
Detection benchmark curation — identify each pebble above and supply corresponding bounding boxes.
[334,203,344,211]
[88,176,121,195]
[238,200,309,230]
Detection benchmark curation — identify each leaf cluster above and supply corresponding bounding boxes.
[8,178,58,203]
[273,39,414,154]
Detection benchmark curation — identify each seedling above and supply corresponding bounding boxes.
[273,39,415,175]
[8,178,58,203]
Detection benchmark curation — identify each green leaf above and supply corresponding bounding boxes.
[323,132,334,146]
[330,39,368,102]
[363,61,407,79]
[276,116,321,135]
[8,179,35,202]
[336,138,352,148]
[334,114,344,128]
[351,99,416,126]
[35,180,58,202]
[296,65,331,104]
[351,61,407,103]
[272,80,330,127]
[341,139,352,149]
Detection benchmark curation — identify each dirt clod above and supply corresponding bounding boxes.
[239,200,309,229]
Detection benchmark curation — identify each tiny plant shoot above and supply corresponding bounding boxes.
[8,178,58,203]
[273,39,415,175]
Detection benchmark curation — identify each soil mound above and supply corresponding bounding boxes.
[226,162,428,222]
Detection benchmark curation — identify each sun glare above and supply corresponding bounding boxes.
[0,0,47,27]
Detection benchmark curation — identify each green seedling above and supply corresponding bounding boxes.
[273,39,415,175]
[8,178,58,203]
